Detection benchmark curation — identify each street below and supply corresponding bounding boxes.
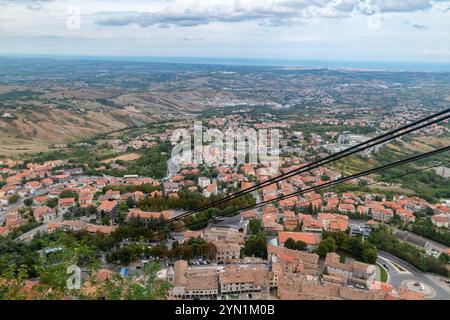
[377,250,450,300]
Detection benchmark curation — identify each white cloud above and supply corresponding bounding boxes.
[0,0,448,62]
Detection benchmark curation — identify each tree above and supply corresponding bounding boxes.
[99,263,171,300]
[24,198,33,207]
[368,225,448,277]
[32,238,100,300]
[410,217,450,247]
[101,216,110,226]
[316,237,337,257]
[249,219,262,235]
[392,213,402,225]
[242,233,267,259]
[0,265,29,300]
[316,241,329,257]
[8,194,20,205]
[361,245,377,264]
[46,198,58,209]
[284,238,307,251]
[342,237,363,258]
[438,253,449,264]
[285,238,297,250]
[126,197,136,209]
[106,245,141,264]
[59,190,78,200]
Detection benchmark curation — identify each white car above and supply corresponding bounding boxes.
[414,282,425,291]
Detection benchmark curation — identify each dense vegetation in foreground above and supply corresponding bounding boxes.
[0,229,174,300]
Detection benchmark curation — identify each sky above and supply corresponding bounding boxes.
[0,0,449,65]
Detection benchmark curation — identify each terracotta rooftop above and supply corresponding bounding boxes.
[127,208,173,220]
[278,231,322,245]
[97,200,118,212]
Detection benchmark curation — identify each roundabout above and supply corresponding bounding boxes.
[401,279,437,299]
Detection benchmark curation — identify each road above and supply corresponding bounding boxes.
[17,223,50,242]
[377,250,450,300]
[164,157,180,181]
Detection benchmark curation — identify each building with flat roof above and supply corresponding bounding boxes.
[214,241,241,263]
[168,260,219,300]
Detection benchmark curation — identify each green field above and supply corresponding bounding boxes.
[376,263,389,283]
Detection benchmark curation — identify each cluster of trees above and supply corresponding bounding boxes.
[182,194,256,231]
[171,237,217,260]
[113,142,171,179]
[137,190,206,212]
[112,217,170,242]
[45,197,59,208]
[242,233,267,259]
[0,230,99,298]
[316,237,338,257]
[0,219,169,283]
[137,187,255,214]
[59,189,78,200]
[317,231,377,264]
[63,205,97,221]
[374,147,450,203]
[186,208,219,231]
[106,237,217,264]
[8,194,20,204]
[408,218,450,247]
[99,263,172,300]
[0,238,40,278]
[102,183,161,195]
[0,230,171,300]
[368,225,449,277]
[249,219,262,235]
[284,238,307,251]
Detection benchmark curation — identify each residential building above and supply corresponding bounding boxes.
[198,177,211,189]
[324,252,374,280]
[97,200,118,222]
[219,265,269,296]
[168,260,219,300]
[127,208,174,222]
[278,231,322,251]
[58,197,75,208]
[203,183,218,198]
[318,213,348,232]
[33,206,55,223]
[214,241,241,262]
[431,214,449,229]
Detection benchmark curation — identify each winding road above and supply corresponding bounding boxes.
[377,250,450,300]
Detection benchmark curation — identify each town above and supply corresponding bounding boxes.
[1,106,449,300]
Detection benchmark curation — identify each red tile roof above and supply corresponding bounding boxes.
[97,200,118,212]
[127,209,173,220]
[278,231,321,245]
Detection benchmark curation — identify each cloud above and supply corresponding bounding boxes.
[94,0,446,28]
[181,37,204,41]
[374,0,432,12]
[94,1,330,28]
[411,23,429,30]
[96,3,302,28]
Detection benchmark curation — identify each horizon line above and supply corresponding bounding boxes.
[1,53,450,73]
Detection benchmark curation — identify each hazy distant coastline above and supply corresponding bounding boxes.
[2,54,450,73]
